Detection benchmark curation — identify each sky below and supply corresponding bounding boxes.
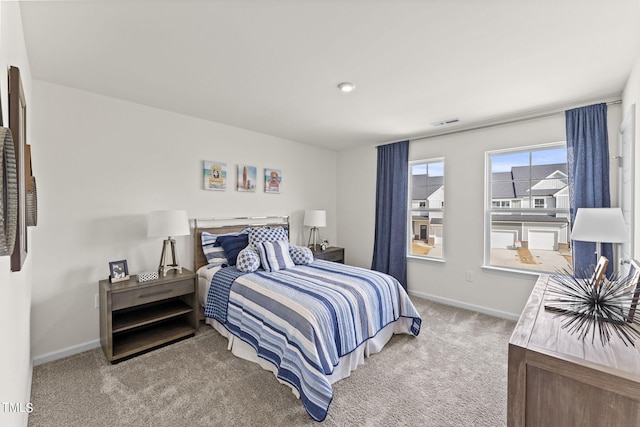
[412,161,444,176]
[490,146,567,173]
[411,146,566,176]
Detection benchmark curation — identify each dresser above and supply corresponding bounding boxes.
[99,269,198,363]
[508,274,640,426]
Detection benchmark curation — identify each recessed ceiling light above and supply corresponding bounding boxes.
[337,82,356,93]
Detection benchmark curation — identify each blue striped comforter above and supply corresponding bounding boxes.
[204,260,422,421]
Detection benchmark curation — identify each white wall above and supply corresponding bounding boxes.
[0,3,33,427]
[338,106,622,319]
[29,80,338,362]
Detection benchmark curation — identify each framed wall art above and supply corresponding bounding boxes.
[237,164,257,192]
[26,144,37,227]
[264,168,282,193]
[9,66,27,272]
[0,127,17,257]
[203,160,227,191]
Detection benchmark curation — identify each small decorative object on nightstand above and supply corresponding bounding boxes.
[312,246,344,263]
[137,271,159,283]
[108,259,130,283]
[99,269,198,363]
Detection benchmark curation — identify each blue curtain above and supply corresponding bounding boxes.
[371,140,409,289]
[566,103,613,277]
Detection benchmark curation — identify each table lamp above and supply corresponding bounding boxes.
[148,210,190,276]
[304,210,326,251]
[571,207,628,265]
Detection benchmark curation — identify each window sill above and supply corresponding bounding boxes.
[481,264,544,278]
[407,255,446,264]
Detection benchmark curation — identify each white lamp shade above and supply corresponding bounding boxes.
[303,210,326,227]
[571,207,628,243]
[148,210,190,238]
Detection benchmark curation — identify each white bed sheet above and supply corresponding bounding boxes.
[196,264,412,398]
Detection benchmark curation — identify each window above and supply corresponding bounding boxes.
[485,144,571,273]
[409,158,444,260]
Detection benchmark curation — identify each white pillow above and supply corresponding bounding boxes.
[201,229,248,266]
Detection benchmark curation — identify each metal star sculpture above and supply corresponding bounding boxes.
[547,268,640,347]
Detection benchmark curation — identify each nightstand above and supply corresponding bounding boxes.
[312,246,345,263]
[99,269,198,363]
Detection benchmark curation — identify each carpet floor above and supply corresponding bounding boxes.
[29,297,515,426]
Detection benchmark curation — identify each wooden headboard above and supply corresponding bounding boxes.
[193,216,290,271]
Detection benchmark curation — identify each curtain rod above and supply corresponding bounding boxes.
[378,98,622,146]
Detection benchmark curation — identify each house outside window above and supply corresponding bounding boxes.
[485,143,571,273]
[409,158,444,260]
[492,200,511,208]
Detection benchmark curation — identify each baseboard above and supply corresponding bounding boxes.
[408,290,520,322]
[32,339,100,367]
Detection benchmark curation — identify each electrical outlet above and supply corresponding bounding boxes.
[465,271,473,282]
[94,294,99,309]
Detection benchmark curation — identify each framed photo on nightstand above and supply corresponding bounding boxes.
[109,259,130,283]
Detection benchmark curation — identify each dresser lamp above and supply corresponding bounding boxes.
[148,210,190,276]
[304,210,326,251]
[571,207,628,266]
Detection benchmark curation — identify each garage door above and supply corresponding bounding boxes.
[491,230,516,249]
[528,230,557,251]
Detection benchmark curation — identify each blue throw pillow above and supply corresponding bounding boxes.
[216,234,249,266]
[258,240,295,272]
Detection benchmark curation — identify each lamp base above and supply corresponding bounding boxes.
[307,227,321,250]
[158,238,182,277]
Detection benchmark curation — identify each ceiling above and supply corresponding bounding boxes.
[19,0,640,151]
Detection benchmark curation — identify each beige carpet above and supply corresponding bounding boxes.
[29,297,515,426]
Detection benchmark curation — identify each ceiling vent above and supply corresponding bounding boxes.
[430,118,459,127]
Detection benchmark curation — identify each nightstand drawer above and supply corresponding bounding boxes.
[112,280,194,310]
[313,247,344,263]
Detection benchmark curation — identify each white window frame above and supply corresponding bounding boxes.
[483,142,569,274]
[408,158,445,262]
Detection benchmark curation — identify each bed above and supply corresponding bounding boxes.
[193,217,422,421]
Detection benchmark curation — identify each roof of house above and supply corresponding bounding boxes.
[412,163,568,201]
[492,163,567,199]
[412,175,444,200]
